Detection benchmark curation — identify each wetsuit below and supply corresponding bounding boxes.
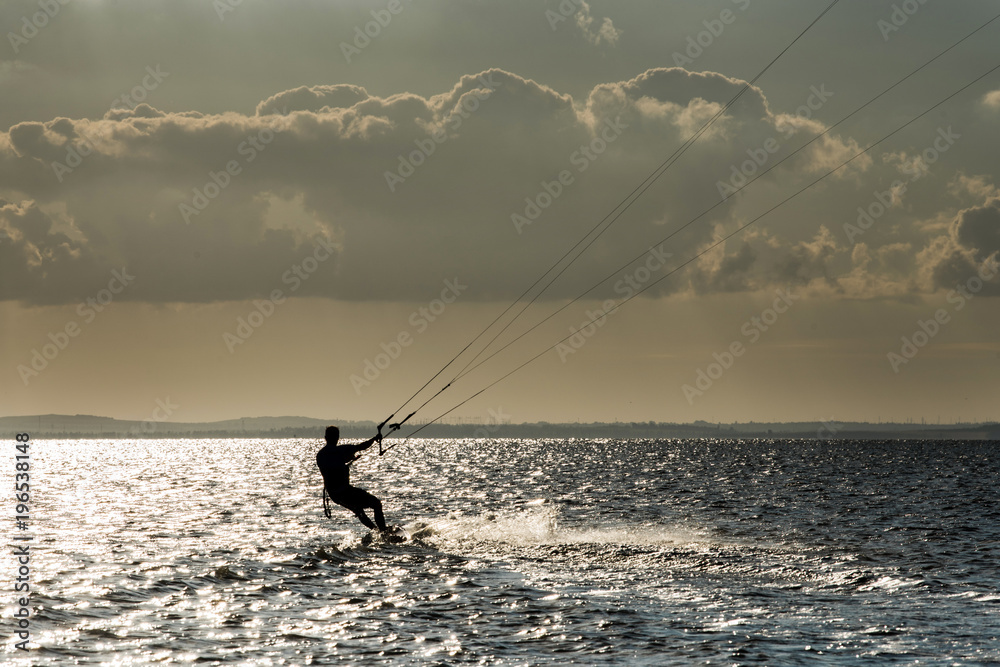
[316,439,387,531]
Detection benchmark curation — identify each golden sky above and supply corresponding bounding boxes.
[2,0,999,425]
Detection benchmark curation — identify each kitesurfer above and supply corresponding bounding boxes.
[316,425,388,531]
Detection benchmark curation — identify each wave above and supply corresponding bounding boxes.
[406,505,709,548]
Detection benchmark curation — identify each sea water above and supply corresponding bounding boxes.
[3,437,999,665]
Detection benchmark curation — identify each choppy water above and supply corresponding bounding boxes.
[4,438,1000,665]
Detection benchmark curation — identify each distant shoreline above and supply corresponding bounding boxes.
[3,414,998,441]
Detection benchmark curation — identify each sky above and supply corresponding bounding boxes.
[1,0,999,427]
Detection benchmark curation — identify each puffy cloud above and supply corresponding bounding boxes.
[0,64,988,306]
[954,198,1000,262]
[686,227,844,297]
[255,84,369,116]
[982,90,1000,111]
[587,67,769,125]
[573,0,622,46]
[545,0,621,47]
[682,223,977,302]
[0,67,735,304]
[693,241,758,293]
[913,195,1000,297]
[949,174,999,202]
[799,132,871,176]
[835,242,918,301]
[0,200,103,303]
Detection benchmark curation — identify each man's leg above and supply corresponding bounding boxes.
[334,487,387,531]
[348,505,377,530]
[352,487,388,531]
[330,489,376,529]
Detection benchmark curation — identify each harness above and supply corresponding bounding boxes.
[322,487,332,519]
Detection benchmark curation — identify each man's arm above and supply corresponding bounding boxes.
[346,435,381,459]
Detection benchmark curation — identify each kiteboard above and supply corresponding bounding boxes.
[361,525,410,546]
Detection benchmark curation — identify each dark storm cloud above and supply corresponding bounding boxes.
[0,199,103,302]
[955,198,1000,262]
[915,198,1000,297]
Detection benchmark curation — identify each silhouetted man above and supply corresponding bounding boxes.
[316,425,388,532]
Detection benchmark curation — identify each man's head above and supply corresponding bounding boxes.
[325,425,340,445]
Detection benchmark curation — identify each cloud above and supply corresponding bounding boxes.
[954,198,1000,263]
[0,60,35,83]
[949,173,1000,202]
[587,67,769,123]
[0,199,102,303]
[834,242,919,301]
[0,65,988,306]
[686,226,846,297]
[573,1,622,46]
[692,240,758,293]
[982,89,1000,111]
[255,85,369,116]
[0,67,754,304]
[913,196,1000,297]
